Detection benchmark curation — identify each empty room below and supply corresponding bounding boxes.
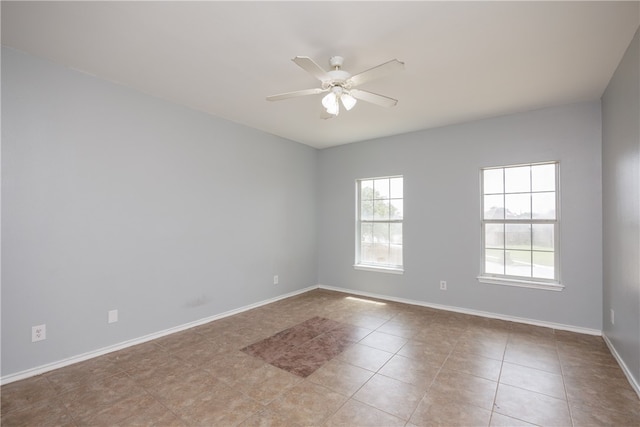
[1,1,639,426]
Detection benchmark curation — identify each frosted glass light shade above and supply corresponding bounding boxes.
[341,93,357,110]
[322,92,339,115]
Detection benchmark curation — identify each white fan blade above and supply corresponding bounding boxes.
[292,56,329,81]
[350,89,398,108]
[348,59,404,88]
[266,87,326,101]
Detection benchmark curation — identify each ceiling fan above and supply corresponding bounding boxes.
[267,56,404,118]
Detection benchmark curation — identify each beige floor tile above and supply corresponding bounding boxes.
[499,361,566,399]
[44,356,123,393]
[508,331,557,349]
[376,319,423,338]
[377,354,440,389]
[397,340,451,366]
[153,330,207,353]
[454,335,507,360]
[82,391,159,425]
[0,398,76,427]
[411,325,463,349]
[570,401,640,427]
[267,381,348,426]
[203,350,266,384]
[107,341,170,370]
[558,344,620,369]
[0,375,60,414]
[170,338,229,365]
[307,358,374,397]
[171,381,263,426]
[326,399,406,426]
[58,372,147,424]
[235,363,303,404]
[336,343,394,372]
[554,330,607,347]
[148,367,220,409]
[564,374,640,417]
[489,412,537,426]
[238,407,302,427]
[494,383,571,426]
[410,395,492,427]
[358,330,408,353]
[443,350,503,381]
[503,341,562,374]
[352,373,425,420]
[339,313,389,329]
[125,354,195,388]
[428,368,498,411]
[113,398,186,426]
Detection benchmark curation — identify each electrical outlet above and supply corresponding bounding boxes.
[440,280,447,291]
[108,309,118,324]
[610,309,615,325]
[32,324,46,342]
[273,275,279,285]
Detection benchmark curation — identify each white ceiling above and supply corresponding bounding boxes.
[2,1,639,149]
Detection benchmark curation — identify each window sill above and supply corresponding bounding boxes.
[477,276,564,291]
[354,264,404,275]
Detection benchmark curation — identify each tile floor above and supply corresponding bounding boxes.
[2,289,639,426]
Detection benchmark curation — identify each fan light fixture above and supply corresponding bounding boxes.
[321,86,357,116]
[266,55,403,119]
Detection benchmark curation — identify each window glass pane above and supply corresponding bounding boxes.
[533,251,555,279]
[360,223,375,264]
[374,179,390,199]
[532,164,555,192]
[361,242,376,264]
[485,249,504,274]
[506,250,532,277]
[389,245,402,266]
[505,166,530,193]
[390,199,403,220]
[532,192,556,219]
[505,193,531,219]
[373,223,389,244]
[484,195,504,219]
[505,224,531,250]
[360,180,374,200]
[390,177,403,198]
[483,168,503,194]
[485,224,504,249]
[361,200,373,220]
[371,243,390,265]
[373,200,390,221]
[390,223,402,244]
[357,176,403,269]
[532,224,554,251]
[361,223,373,243]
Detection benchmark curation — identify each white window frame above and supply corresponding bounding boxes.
[477,162,563,291]
[354,175,404,274]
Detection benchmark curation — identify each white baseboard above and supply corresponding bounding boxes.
[0,285,316,385]
[602,333,640,399]
[2,283,611,385]
[317,284,602,336]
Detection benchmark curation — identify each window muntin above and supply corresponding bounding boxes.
[356,176,403,271]
[481,162,559,285]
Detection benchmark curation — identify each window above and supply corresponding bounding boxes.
[479,162,562,290]
[355,176,403,273]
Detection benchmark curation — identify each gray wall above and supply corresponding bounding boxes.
[1,48,318,377]
[318,102,603,330]
[602,27,640,387]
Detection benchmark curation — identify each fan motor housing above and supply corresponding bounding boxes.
[329,56,344,68]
